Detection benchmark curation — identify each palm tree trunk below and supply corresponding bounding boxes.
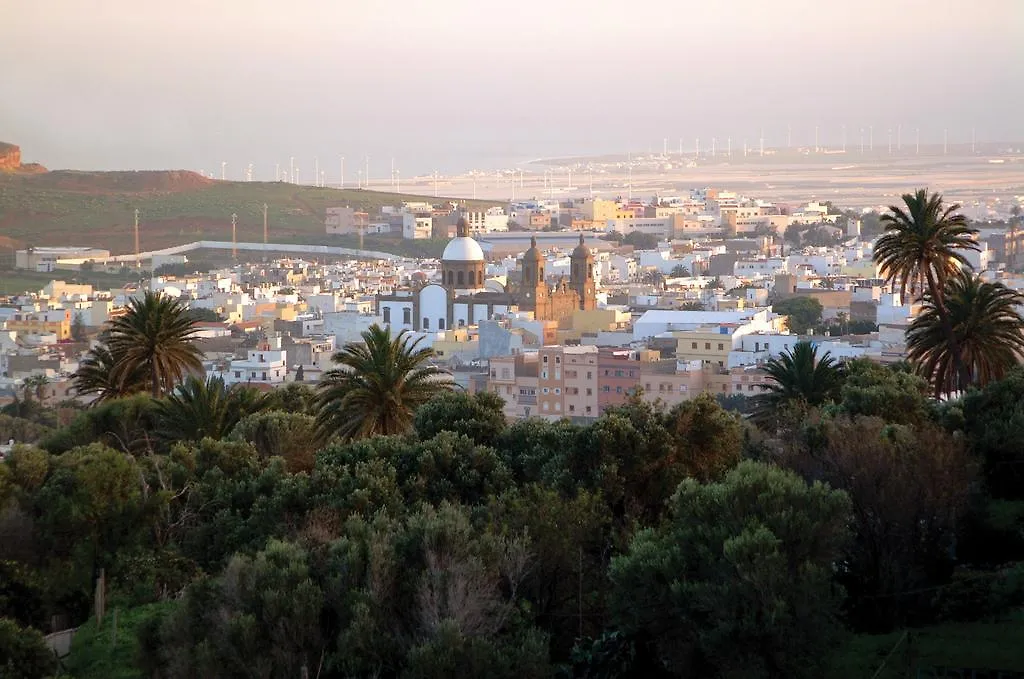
[151,362,161,399]
[925,272,971,393]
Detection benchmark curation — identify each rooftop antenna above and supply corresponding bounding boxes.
[221,161,227,181]
[133,208,140,268]
[231,213,238,260]
[262,203,268,246]
[340,156,345,189]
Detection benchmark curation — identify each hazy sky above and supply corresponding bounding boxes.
[2,0,1021,178]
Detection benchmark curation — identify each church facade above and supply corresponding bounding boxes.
[376,219,596,333]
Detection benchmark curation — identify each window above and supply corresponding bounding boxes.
[542,370,548,379]
[705,343,711,350]
[542,402,549,411]
[586,406,592,414]
[555,369,560,379]
[447,271,454,285]
[603,386,610,392]
[718,343,724,350]
[543,355,549,363]
[587,371,592,379]
[616,386,623,393]
[586,388,593,396]
[262,372,267,380]
[457,271,464,285]
[438,318,446,330]
[736,384,742,391]
[403,308,411,324]
[423,317,430,329]
[555,356,561,364]
[459,319,465,327]
[542,387,549,394]
[615,369,623,377]
[251,372,257,378]
[554,388,561,395]
[234,371,241,378]
[569,404,575,412]
[260,354,265,361]
[692,342,697,349]
[383,307,391,324]
[555,402,561,411]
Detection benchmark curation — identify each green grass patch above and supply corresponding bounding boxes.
[828,620,1024,678]
[64,602,173,679]
[0,268,146,296]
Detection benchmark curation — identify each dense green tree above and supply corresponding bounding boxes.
[961,366,1024,499]
[907,270,1024,396]
[669,264,690,278]
[664,392,742,482]
[778,416,973,631]
[873,189,978,386]
[39,394,161,455]
[772,296,823,334]
[155,375,265,443]
[414,391,507,446]
[259,382,317,415]
[229,410,319,472]
[315,324,452,442]
[107,291,204,397]
[609,462,851,678]
[0,618,57,679]
[752,341,845,427]
[70,311,87,342]
[833,358,934,425]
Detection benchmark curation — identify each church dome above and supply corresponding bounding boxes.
[442,236,484,262]
[442,217,485,262]
[571,233,591,258]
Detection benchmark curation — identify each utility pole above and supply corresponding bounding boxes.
[231,213,238,260]
[133,209,140,268]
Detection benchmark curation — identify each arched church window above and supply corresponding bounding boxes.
[458,271,464,285]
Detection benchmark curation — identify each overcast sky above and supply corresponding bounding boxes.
[1,0,1021,177]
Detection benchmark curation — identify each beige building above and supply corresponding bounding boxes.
[538,345,599,419]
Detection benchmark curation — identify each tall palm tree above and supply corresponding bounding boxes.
[873,189,978,384]
[154,375,265,442]
[752,341,845,425]
[73,343,149,403]
[315,324,452,442]
[107,291,205,397]
[907,270,1024,397]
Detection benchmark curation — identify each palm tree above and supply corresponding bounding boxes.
[154,375,265,442]
[873,189,978,384]
[22,374,49,403]
[107,291,205,397]
[907,270,1024,397]
[315,324,452,442]
[73,343,149,403]
[752,341,845,425]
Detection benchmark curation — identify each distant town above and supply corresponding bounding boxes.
[3,185,1022,425]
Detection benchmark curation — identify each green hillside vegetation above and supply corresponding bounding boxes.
[0,171,496,255]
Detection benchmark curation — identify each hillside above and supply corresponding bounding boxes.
[0,168,497,255]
